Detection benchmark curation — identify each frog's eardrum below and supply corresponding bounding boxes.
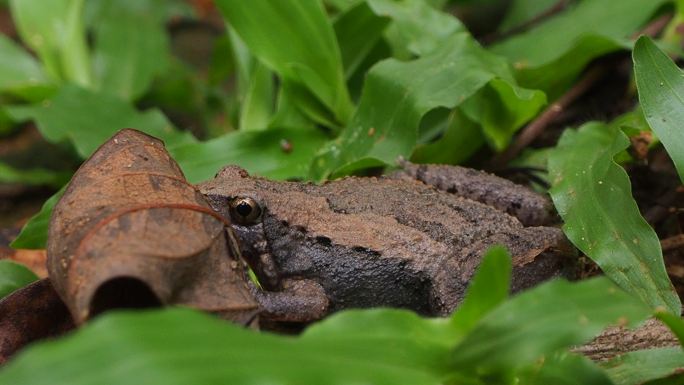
[47,129,259,324]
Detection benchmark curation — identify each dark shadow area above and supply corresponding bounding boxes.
[89,277,162,318]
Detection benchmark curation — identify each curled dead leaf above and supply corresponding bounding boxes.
[47,129,259,324]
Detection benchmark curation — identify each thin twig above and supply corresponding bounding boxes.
[491,65,606,168]
[480,0,570,45]
[634,14,673,39]
[661,234,684,253]
[490,13,673,169]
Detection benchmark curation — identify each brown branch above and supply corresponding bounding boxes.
[634,14,674,40]
[574,318,680,362]
[480,0,570,45]
[661,234,684,253]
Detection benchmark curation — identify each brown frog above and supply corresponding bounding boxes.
[199,162,575,322]
[1,130,574,362]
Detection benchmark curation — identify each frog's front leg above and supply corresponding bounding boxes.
[397,160,555,226]
[252,278,329,323]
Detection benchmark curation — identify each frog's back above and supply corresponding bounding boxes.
[315,176,524,248]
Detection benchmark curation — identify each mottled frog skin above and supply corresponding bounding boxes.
[198,162,574,322]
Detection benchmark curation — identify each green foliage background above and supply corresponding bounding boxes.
[0,0,683,383]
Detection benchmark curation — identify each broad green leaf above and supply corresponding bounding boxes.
[604,348,684,385]
[238,62,274,131]
[310,33,544,180]
[228,27,275,131]
[216,0,353,124]
[450,277,651,373]
[10,187,64,249]
[548,122,681,315]
[367,0,464,57]
[0,162,70,187]
[412,109,485,165]
[449,246,511,337]
[656,311,684,346]
[90,0,170,101]
[10,0,92,87]
[634,36,684,183]
[519,352,616,385]
[498,0,560,33]
[269,79,318,130]
[0,35,49,93]
[6,85,194,158]
[333,1,389,79]
[460,77,546,150]
[491,0,668,95]
[171,127,328,183]
[0,260,38,299]
[302,308,454,350]
[0,308,450,385]
[227,26,253,98]
[325,0,362,12]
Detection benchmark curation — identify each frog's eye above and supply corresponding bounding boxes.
[229,197,262,225]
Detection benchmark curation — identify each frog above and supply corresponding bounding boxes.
[198,161,576,323]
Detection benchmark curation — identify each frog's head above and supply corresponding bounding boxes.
[198,166,280,290]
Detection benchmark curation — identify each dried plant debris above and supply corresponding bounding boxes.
[0,279,74,364]
[46,129,259,324]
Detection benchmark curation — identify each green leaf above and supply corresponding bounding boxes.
[216,0,353,125]
[89,0,170,101]
[498,0,560,33]
[460,77,546,150]
[450,277,651,373]
[367,0,464,57]
[634,36,684,183]
[10,187,64,249]
[6,85,194,159]
[548,122,681,315]
[519,352,616,385]
[0,260,38,299]
[412,109,485,165]
[449,246,511,337]
[228,27,276,131]
[656,311,684,346]
[604,348,684,385]
[0,34,49,93]
[310,33,544,180]
[333,1,389,79]
[10,0,92,87]
[238,62,275,131]
[171,127,328,183]
[0,162,70,187]
[0,308,451,385]
[325,0,362,12]
[491,0,668,95]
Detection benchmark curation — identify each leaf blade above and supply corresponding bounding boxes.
[216,0,352,124]
[634,36,684,183]
[0,308,448,385]
[310,33,544,180]
[603,347,684,385]
[548,122,681,315]
[451,277,651,373]
[0,260,38,299]
[6,85,193,159]
[10,188,64,249]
